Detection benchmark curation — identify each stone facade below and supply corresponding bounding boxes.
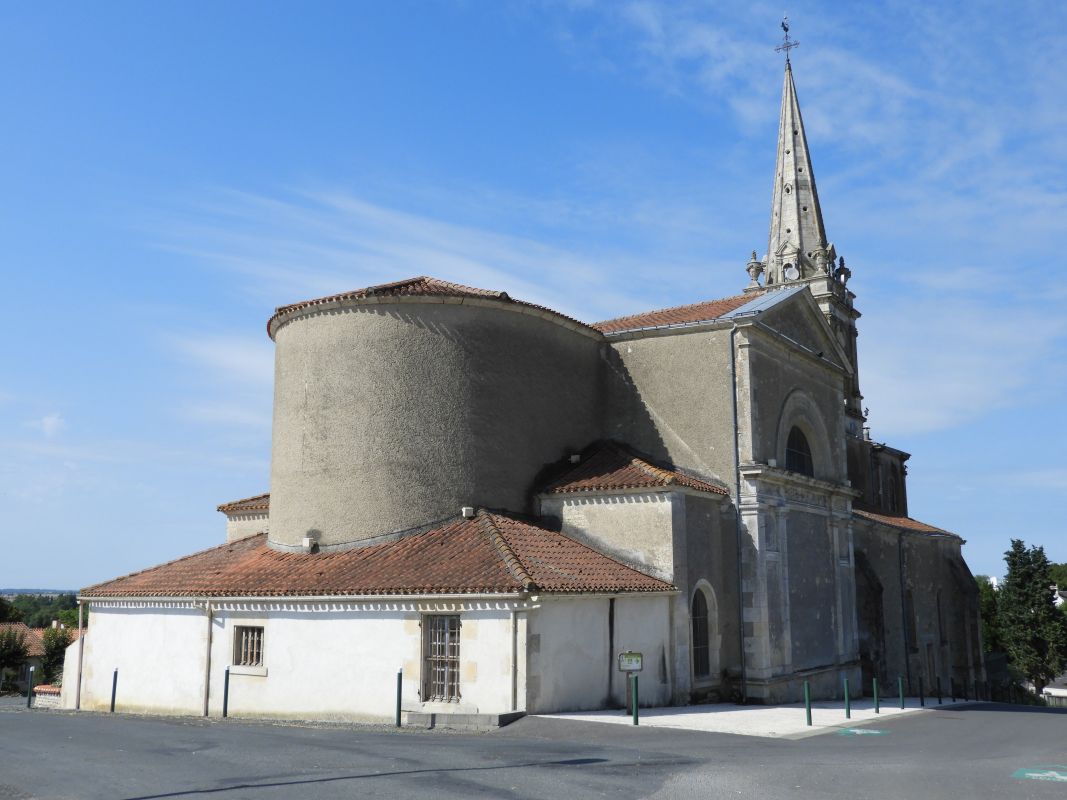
[67,58,982,719]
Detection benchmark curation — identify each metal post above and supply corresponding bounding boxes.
[919,675,925,708]
[951,678,956,702]
[804,680,812,726]
[26,666,35,709]
[844,678,851,719]
[110,669,118,713]
[898,675,904,709]
[222,667,230,718]
[873,677,880,714]
[396,668,403,728]
[964,681,969,702]
[631,674,639,726]
[936,676,942,705]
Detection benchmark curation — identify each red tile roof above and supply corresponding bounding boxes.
[542,443,728,497]
[267,276,597,338]
[217,493,271,514]
[853,509,959,539]
[593,293,756,334]
[0,623,44,657]
[80,510,672,598]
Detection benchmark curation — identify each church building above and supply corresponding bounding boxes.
[63,56,984,722]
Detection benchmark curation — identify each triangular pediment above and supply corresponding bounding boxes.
[755,289,852,373]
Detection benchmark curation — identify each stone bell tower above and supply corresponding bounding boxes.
[745,35,866,434]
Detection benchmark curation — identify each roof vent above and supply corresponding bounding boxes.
[461,506,476,519]
[568,454,581,464]
[301,536,318,553]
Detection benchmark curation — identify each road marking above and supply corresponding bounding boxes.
[1013,767,1067,782]
[837,728,888,736]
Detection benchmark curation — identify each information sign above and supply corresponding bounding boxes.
[617,651,643,672]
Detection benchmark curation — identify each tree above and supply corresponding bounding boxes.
[975,575,1002,653]
[0,628,28,684]
[0,598,22,623]
[998,540,1067,693]
[1049,562,1067,590]
[40,627,71,685]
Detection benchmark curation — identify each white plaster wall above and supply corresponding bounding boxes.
[526,595,672,713]
[73,603,521,721]
[226,513,268,542]
[78,606,207,714]
[613,595,673,708]
[541,494,676,580]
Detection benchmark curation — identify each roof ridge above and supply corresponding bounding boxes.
[80,533,268,596]
[480,511,536,591]
[217,492,270,512]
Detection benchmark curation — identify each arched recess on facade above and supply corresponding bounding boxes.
[691,580,721,684]
[775,389,834,481]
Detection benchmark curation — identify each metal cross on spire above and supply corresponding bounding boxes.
[775,16,799,62]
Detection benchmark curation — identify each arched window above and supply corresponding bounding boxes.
[692,590,710,679]
[785,426,814,477]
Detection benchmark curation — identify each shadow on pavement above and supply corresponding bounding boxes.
[120,757,613,800]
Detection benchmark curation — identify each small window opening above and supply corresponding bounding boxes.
[785,427,814,477]
[233,626,264,667]
[692,591,710,679]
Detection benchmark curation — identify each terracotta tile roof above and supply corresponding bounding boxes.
[80,510,672,599]
[267,276,597,338]
[217,493,271,514]
[593,293,756,334]
[853,509,960,539]
[32,684,60,695]
[0,623,44,657]
[542,443,729,497]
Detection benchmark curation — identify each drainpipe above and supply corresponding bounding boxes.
[729,324,748,702]
[75,601,84,710]
[510,607,518,712]
[202,600,213,716]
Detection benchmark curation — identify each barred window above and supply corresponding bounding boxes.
[422,615,461,702]
[233,626,264,667]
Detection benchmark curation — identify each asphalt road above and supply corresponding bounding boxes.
[1,702,1065,799]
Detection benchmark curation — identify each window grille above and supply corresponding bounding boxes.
[234,625,264,667]
[422,615,461,701]
[692,591,710,679]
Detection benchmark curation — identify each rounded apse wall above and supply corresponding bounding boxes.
[267,296,602,550]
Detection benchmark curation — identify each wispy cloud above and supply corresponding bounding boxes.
[155,186,713,324]
[25,412,66,438]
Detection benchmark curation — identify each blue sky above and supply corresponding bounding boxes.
[1,1,1064,589]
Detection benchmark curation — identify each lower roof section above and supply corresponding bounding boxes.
[80,509,673,599]
[853,509,960,540]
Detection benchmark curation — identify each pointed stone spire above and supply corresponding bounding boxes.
[765,60,833,286]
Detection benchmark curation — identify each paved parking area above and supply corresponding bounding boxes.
[2,702,1066,799]
[541,697,970,738]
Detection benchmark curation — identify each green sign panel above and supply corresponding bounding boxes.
[1013,767,1067,783]
[837,728,888,736]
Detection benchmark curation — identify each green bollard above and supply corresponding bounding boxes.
[26,666,35,709]
[396,668,403,728]
[873,677,880,714]
[631,674,639,726]
[844,678,851,719]
[919,675,925,708]
[804,680,812,726]
[898,675,904,709]
[936,676,942,705]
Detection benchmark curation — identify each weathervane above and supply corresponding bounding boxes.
[775,16,799,61]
